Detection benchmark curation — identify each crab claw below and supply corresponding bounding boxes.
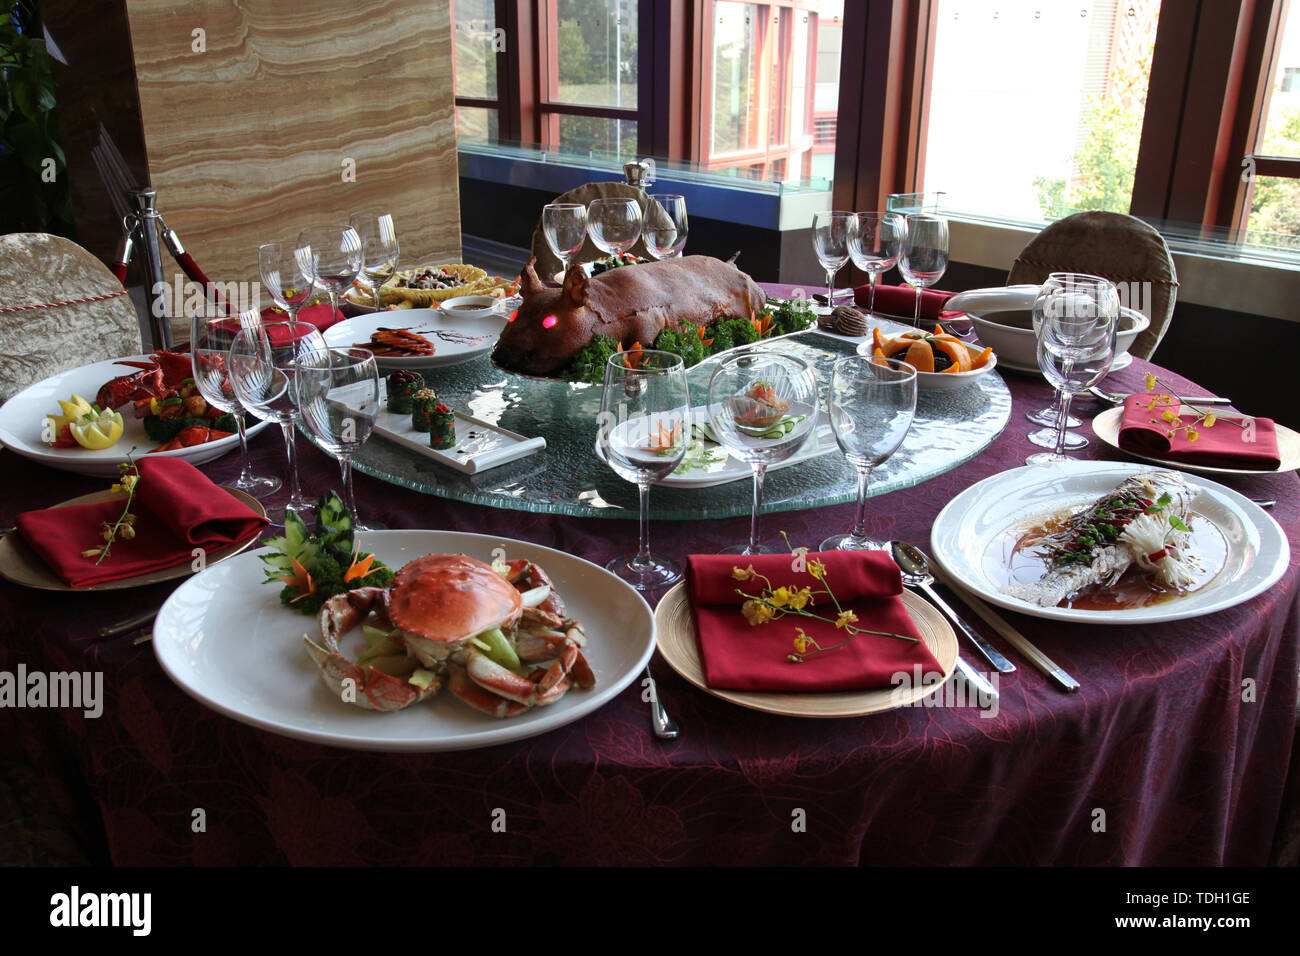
[446,661,531,718]
[303,635,440,711]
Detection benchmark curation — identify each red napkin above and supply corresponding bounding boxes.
[685,551,943,692]
[855,283,957,320]
[14,458,267,587]
[261,303,342,334]
[1119,394,1281,470]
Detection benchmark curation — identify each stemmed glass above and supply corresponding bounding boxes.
[898,214,949,328]
[820,357,917,552]
[295,224,363,322]
[587,198,642,257]
[259,241,314,321]
[811,211,856,313]
[297,347,381,531]
[189,311,281,497]
[542,203,588,276]
[1027,272,1105,446]
[1027,276,1119,466]
[227,313,329,526]
[597,349,691,589]
[642,194,688,259]
[707,352,819,555]
[348,213,399,310]
[849,212,907,316]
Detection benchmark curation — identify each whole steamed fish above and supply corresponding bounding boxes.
[1006,471,1200,608]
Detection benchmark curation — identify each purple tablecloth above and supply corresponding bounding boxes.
[0,341,1296,865]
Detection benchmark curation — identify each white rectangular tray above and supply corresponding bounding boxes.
[374,386,545,475]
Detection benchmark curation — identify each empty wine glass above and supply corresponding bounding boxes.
[543,202,588,276]
[898,214,949,328]
[348,212,399,310]
[587,198,643,257]
[643,194,688,259]
[707,351,819,555]
[811,211,856,313]
[1027,277,1119,466]
[1026,272,1105,446]
[296,224,362,323]
[259,241,314,321]
[820,356,917,552]
[190,311,281,497]
[849,212,907,317]
[227,313,330,526]
[297,347,381,531]
[597,349,691,589]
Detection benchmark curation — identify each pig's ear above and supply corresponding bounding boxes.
[561,265,589,307]
[519,258,544,297]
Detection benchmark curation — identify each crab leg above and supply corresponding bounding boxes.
[446,662,531,718]
[303,635,440,711]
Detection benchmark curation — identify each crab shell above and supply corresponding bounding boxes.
[387,553,523,668]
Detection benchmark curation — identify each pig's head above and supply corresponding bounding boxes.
[492,259,600,376]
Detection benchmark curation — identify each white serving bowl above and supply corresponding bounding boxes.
[946,285,1149,372]
[854,338,999,391]
[439,295,498,320]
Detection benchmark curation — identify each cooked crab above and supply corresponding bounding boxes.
[303,553,595,717]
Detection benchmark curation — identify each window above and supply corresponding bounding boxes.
[922,0,1160,222]
[1246,2,1300,248]
[452,0,501,143]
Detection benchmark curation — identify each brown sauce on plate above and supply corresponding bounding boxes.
[988,512,1228,611]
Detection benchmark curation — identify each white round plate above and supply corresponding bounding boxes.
[929,461,1290,624]
[325,309,507,370]
[152,530,656,752]
[0,355,269,478]
[1090,406,1300,476]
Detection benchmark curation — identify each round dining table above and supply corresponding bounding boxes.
[0,310,1295,866]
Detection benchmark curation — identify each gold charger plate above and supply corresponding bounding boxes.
[1091,405,1300,476]
[0,486,266,591]
[654,583,959,717]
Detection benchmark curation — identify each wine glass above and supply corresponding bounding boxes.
[849,212,907,317]
[297,347,381,531]
[707,351,819,555]
[1026,272,1106,446]
[1027,277,1119,466]
[587,198,643,257]
[820,357,917,552]
[259,241,314,321]
[348,212,399,310]
[811,211,856,313]
[643,194,688,259]
[227,314,330,526]
[898,214,949,328]
[597,349,691,589]
[295,224,363,323]
[542,202,588,276]
[190,312,281,498]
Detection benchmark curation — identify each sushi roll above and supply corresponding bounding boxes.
[387,370,425,414]
[410,387,439,432]
[429,403,457,450]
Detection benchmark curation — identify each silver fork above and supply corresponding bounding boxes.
[642,665,679,739]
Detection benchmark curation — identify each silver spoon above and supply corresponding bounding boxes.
[642,665,679,739]
[889,541,1016,674]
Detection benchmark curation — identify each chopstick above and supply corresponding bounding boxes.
[930,566,1080,693]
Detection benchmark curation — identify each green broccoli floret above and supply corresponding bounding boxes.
[770,297,815,336]
[281,553,344,615]
[562,334,621,384]
[652,326,705,368]
[706,317,759,355]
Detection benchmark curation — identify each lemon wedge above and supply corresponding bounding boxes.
[69,410,124,450]
[46,394,95,435]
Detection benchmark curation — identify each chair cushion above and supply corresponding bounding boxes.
[0,233,142,402]
[1007,211,1178,359]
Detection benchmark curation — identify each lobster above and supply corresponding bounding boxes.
[96,350,195,410]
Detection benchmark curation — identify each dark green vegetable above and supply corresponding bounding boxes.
[769,297,815,336]
[706,317,760,355]
[562,334,621,384]
[144,414,223,443]
[652,326,705,368]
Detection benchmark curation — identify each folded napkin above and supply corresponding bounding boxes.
[1119,394,1280,470]
[685,551,943,692]
[15,457,268,587]
[855,283,957,320]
